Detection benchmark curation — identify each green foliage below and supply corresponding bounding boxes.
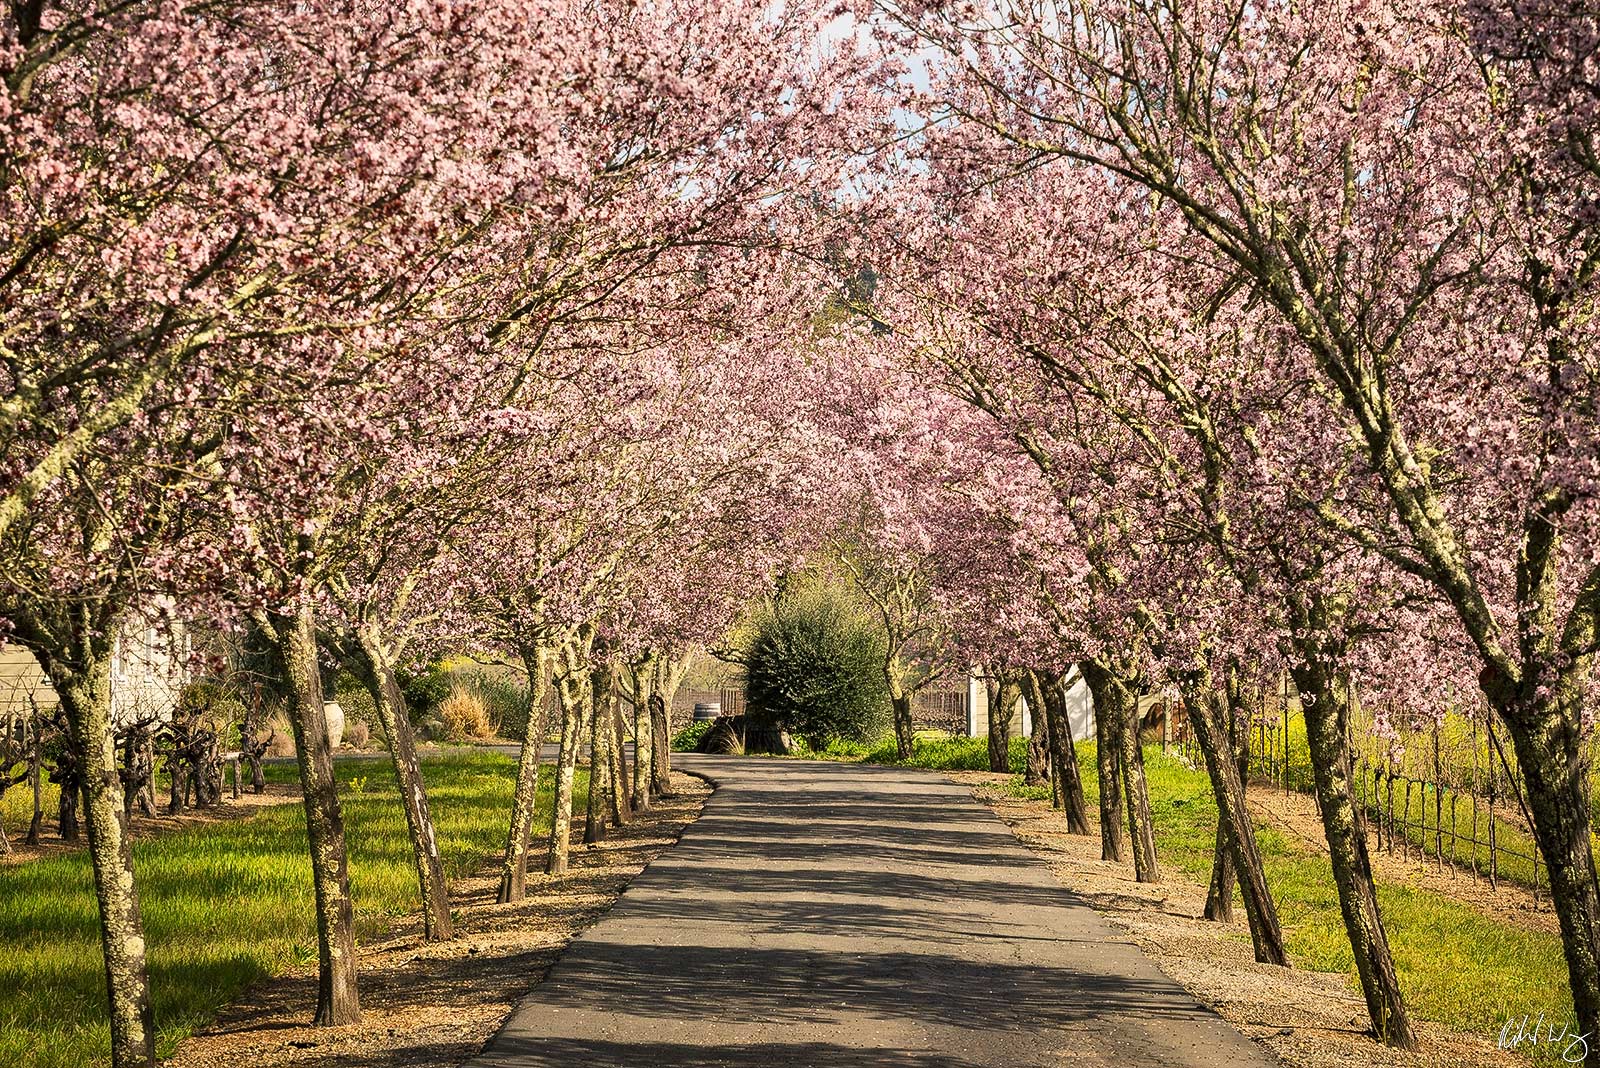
[465,672,533,741]
[0,752,589,1068]
[741,585,890,747]
[330,672,377,732]
[671,720,714,752]
[174,683,247,744]
[395,661,452,724]
[782,731,1027,773]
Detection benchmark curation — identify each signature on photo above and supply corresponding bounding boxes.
[1500,1012,1591,1064]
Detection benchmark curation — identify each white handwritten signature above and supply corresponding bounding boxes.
[1499,1013,1591,1063]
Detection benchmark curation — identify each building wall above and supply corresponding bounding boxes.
[109,618,188,727]
[965,675,1033,739]
[0,645,58,717]
[0,617,187,726]
[965,669,1096,741]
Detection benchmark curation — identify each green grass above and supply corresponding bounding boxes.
[1070,745,1570,1063]
[1239,711,1552,891]
[670,720,715,751]
[786,732,1029,772]
[1,776,59,835]
[0,751,586,1068]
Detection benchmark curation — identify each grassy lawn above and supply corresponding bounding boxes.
[0,751,583,1068]
[1109,748,1569,1059]
[1245,711,1553,890]
[794,731,1569,1062]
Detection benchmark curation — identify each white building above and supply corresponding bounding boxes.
[965,668,1096,743]
[1,615,189,727]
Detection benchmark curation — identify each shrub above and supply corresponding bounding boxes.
[741,586,890,748]
[265,708,296,758]
[397,661,452,724]
[437,687,493,742]
[467,672,531,740]
[331,673,377,731]
[344,719,371,750]
[671,721,714,751]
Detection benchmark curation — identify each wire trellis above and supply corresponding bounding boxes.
[1177,682,1553,905]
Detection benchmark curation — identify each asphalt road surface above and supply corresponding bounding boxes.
[469,755,1282,1068]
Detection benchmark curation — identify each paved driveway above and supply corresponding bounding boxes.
[469,756,1281,1068]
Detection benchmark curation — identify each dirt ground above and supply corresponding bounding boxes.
[950,770,1525,1068]
[164,771,712,1068]
[1,782,301,866]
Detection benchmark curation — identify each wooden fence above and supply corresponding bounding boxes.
[1185,690,1553,904]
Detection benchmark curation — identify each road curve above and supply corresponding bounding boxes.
[468,755,1282,1068]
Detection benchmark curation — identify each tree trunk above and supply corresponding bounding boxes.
[1019,670,1052,790]
[497,643,552,903]
[1205,675,1253,923]
[352,628,452,941]
[59,773,81,840]
[1488,681,1600,1066]
[631,657,654,813]
[267,605,360,1026]
[547,656,588,874]
[1122,719,1160,882]
[1024,732,1050,786]
[610,699,632,826]
[651,655,688,798]
[584,659,611,845]
[1083,660,1157,879]
[1291,648,1414,1048]
[1203,824,1234,922]
[27,717,43,845]
[1091,676,1126,862]
[166,745,185,816]
[888,671,915,761]
[1037,670,1092,835]
[650,692,672,798]
[1184,683,1286,965]
[984,673,1014,773]
[52,649,156,1068]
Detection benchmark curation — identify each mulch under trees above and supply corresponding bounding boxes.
[165,771,711,1068]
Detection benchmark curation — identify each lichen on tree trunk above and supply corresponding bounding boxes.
[1487,678,1600,1067]
[631,655,655,813]
[584,659,613,845]
[1082,660,1158,881]
[1291,638,1414,1049]
[497,642,552,903]
[547,643,590,875]
[265,605,361,1026]
[650,654,688,798]
[610,697,632,826]
[984,672,1015,773]
[53,644,156,1067]
[1182,680,1286,965]
[351,627,452,940]
[1092,679,1126,863]
[650,691,672,797]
